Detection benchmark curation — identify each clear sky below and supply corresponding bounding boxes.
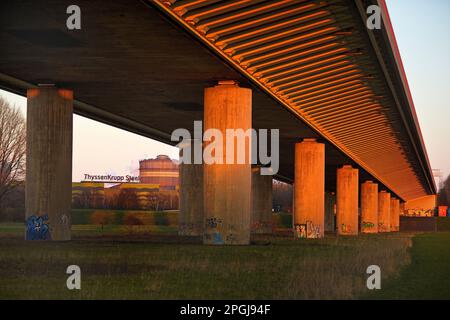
[385,0,450,186]
[0,0,449,184]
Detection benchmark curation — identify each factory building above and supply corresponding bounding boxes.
[72,155,179,210]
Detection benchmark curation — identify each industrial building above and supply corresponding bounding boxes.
[72,155,179,210]
[139,155,179,188]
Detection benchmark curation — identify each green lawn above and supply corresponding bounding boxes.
[0,223,414,300]
[364,232,450,299]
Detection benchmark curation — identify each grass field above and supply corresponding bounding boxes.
[0,223,426,300]
[364,232,450,299]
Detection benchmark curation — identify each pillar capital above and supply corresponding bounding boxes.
[27,86,73,100]
[301,138,318,143]
[217,80,239,86]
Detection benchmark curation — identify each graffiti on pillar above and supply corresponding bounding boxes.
[362,221,375,231]
[225,224,240,244]
[212,231,224,244]
[251,221,264,233]
[26,214,51,240]
[61,214,69,226]
[378,222,386,232]
[306,220,321,238]
[294,224,307,238]
[251,220,273,233]
[205,217,223,229]
[341,223,351,234]
[226,233,237,244]
[405,208,434,217]
[205,217,224,244]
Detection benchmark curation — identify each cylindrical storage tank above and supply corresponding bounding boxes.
[139,155,179,187]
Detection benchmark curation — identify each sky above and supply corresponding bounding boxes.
[385,0,450,185]
[0,0,449,184]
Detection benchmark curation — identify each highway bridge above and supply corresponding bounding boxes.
[0,0,436,243]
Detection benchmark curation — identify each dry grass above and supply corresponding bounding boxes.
[0,225,413,299]
[276,234,412,299]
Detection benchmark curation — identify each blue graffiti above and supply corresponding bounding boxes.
[212,231,224,245]
[26,215,51,240]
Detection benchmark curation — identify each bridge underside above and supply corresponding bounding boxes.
[0,0,434,200]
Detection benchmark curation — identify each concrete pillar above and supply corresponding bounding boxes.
[336,165,359,235]
[400,201,405,216]
[293,138,325,238]
[203,81,252,245]
[361,181,378,233]
[324,191,336,232]
[25,86,73,241]
[179,140,203,236]
[390,198,400,232]
[378,191,391,232]
[251,166,273,234]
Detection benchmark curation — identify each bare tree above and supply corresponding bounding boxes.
[0,97,26,204]
[438,174,450,207]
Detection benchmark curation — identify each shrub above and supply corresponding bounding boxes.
[154,211,169,226]
[90,211,115,229]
